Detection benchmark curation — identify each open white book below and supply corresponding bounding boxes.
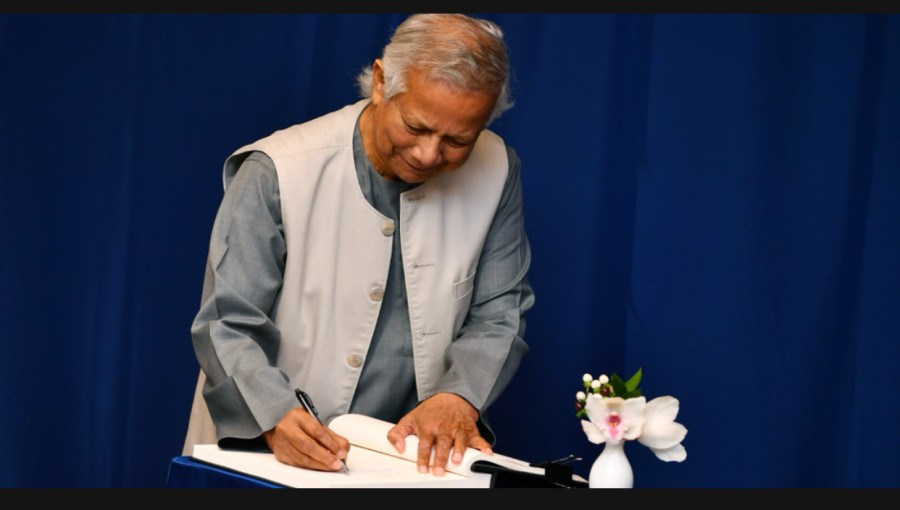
[190,413,548,488]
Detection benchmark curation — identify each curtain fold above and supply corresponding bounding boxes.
[1,13,897,488]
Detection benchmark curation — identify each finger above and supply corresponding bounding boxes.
[281,440,343,471]
[416,434,434,474]
[430,434,453,476]
[387,420,415,454]
[271,428,341,472]
[468,433,493,455]
[326,429,351,461]
[451,429,469,465]
[302,419,350,461]
[290,410,348,471]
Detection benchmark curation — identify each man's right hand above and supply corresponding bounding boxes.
[262,407,350,472]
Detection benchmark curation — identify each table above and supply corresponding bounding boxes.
[166,456,284,488]
[166,455,587,489]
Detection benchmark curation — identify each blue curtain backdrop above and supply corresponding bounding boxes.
[1,13,898,488]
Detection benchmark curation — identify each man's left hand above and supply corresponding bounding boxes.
[387,392,493,476]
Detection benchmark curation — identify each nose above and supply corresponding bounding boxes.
[411,136,443,168]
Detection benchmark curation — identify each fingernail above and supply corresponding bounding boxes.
[418,464,428,474]
[434,466,445,477]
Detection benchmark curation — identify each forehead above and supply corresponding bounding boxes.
[391,70,496,137]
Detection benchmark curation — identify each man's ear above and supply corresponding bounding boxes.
[371,59,385,105]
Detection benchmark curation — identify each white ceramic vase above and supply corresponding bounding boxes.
[588,441,633,488]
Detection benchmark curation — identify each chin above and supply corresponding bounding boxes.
[398,167,435,183]
[399,174,429,184]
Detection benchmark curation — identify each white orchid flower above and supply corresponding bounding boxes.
[637,396,688,462]
[581,395,646,446]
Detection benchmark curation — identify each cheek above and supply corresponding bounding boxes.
[382,126,416,151]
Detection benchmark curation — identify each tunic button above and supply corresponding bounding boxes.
[347,354,363,368]
[368,287,384,301]
[381,220,395,236]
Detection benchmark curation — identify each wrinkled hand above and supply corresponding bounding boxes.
[387,393,493,476]
[262,407,350,472]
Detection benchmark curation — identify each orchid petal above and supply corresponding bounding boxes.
[619,397,647,440]
[581,419,607,445]
[647,443,687,462]
[644,396,681,423]
[583,396,646,444]
[583,394,612,424]
[639,395,687,449]
[638,421,688,449]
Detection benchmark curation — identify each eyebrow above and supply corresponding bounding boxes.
[401,112,478,145]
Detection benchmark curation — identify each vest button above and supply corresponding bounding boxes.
[381,220,395,236]
[346,354,364,368]
[368,287,384,301]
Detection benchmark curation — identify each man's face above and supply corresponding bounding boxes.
[362,61,498,184]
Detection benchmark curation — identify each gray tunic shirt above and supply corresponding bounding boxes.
[194,115,534,445]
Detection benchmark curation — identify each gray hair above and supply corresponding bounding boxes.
[356,13,513,124]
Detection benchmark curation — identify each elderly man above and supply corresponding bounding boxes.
[185,13,534,477]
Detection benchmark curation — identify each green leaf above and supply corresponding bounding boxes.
[609,373,627,397]
[625,367,642,393]
[623,388,642,399]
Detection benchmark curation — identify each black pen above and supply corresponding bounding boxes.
[294,389,350,475]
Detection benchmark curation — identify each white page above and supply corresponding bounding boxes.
[328,413,546,478]
[191,443,491,488]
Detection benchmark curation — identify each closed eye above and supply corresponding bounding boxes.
[445,138,472,148]
[405,123,427,135]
